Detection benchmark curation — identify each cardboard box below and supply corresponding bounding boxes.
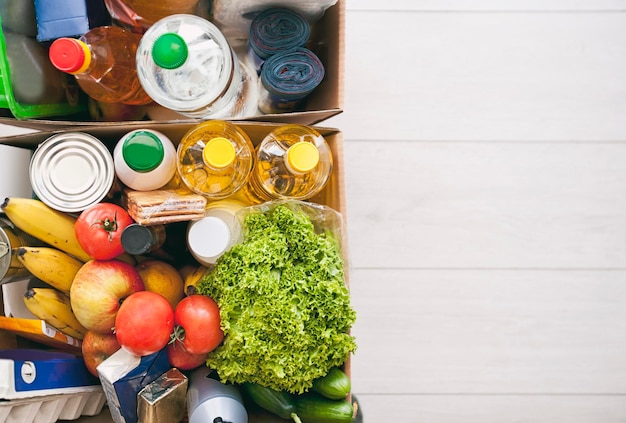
[0,120,352,423]
[0,0,344,127]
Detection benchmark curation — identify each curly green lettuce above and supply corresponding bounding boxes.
[197,203,357,394]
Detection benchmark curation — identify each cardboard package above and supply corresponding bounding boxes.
[0,120,351,423]
[0,0,344,128]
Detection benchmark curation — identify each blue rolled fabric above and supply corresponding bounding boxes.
[258,47,325,114]
[247,7,310,73]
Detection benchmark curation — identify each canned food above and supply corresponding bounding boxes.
[0,217,44,284]
[29,132,115,213]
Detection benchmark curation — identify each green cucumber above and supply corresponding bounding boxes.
[311,367,351,400]
[242,382,297,420]
[295,393,355,423]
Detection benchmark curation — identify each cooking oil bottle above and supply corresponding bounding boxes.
[48,26,152,105]
[241,124,333,203]
[176,120,255,199]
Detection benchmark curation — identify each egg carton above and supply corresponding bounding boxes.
[0,387,106,423]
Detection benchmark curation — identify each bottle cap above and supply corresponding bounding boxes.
[121,224,155,255]
[49,38,91,74]
[287,141,319,173]
[152,33,189,69]
[122,131,165,172]
[203,137,236,169]
[187,216,232,264]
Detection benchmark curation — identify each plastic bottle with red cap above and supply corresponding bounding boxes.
[48,26,152,105]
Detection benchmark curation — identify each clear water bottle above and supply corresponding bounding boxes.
[186,199,246,266]
[176,120,255,199]
[113,129,177,191]
[135,14,257,119]
[242,124,333,203]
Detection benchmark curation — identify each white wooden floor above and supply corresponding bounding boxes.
[323,0,626,421]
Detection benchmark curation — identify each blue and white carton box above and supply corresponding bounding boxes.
[97,347,170,423]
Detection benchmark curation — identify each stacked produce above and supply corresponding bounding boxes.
[0,191,357,421]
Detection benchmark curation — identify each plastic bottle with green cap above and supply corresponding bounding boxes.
[48,26,152,105]
[113,129,177,191]
[135,14,258,119]
[176,120,255,199]
[241,124,333,203]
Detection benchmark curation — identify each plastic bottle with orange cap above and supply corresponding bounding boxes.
[48,26,152,105]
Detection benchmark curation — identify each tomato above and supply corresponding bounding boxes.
[173,295,223,355]
[166,340,208,370]
[115,291,174,356]
[75,202,134,260]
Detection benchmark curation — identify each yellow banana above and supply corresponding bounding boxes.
[23,287,87,340]
[16,246,83,294]
[1,197,91,262]
[184,264,211,296]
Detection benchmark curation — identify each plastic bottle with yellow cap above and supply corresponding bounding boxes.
[48,26,151,105]
[240,124,333,203]
[176,120,255,199]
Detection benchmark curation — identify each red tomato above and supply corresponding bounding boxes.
[166,340,208,370]
[173,295,223,355]
[75,202,134,260]
[115,291,174,356]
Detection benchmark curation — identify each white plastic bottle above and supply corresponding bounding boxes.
[113,129,177,191]
[135,14,257,119]
[186,199,246,266]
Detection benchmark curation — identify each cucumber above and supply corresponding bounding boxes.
[242,382,297,420]
[311,367,351,400]
[295,393,355,423]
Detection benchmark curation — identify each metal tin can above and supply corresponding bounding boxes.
[29,132,115,213]
[0,217,44,284]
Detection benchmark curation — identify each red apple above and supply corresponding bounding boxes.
[166,341,208,370]
[82,330,121,377]
[70,259,145,333]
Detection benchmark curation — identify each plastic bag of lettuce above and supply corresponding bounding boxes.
[197,200,357,394]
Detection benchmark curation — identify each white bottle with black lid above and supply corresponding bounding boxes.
[113,129,177,191]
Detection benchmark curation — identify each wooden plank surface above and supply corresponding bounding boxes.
[335,0,626,420]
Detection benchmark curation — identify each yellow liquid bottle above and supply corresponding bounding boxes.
[176,120,255,200]
[240,124,333,204]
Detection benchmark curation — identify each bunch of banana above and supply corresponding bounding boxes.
[1,197,91,262]
[23,287,87,340]
[17,246,83,294]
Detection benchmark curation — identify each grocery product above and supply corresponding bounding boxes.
[135,14,257,118]
[113,129,177,191]
[29,132,115,213]
[176,120,255,199]
[104,0,199,31]
[242,124,333,203]
[49,25,152,105]
[247,7,310,73]
[186,199,245,265]
[23,287,88,340]
[0,197,91,262]
[16,246,83,294]
[258,47,325,114]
